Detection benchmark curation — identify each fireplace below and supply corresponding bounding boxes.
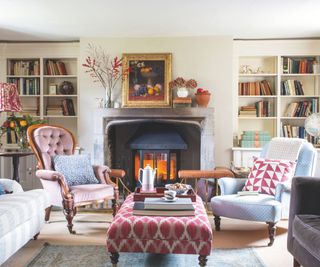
[92,108,215,193]
[128,125,187,187]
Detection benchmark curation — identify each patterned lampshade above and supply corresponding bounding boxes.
[0,83,22,112]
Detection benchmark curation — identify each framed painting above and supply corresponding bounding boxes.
[122,53,172,108]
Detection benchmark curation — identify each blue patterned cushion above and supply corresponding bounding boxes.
[53,154,99,186]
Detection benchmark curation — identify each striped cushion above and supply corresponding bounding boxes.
[0,189,49,237]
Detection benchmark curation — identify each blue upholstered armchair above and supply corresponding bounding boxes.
[211,141,317,246]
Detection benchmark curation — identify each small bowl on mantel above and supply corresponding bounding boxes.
[195,93,211,107]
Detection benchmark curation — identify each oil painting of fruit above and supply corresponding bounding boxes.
[122,53,172,107]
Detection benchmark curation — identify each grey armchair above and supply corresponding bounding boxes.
[288,176,320,267]
[211,141,317,246]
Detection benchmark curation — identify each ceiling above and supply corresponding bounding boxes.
[1,0,320,41]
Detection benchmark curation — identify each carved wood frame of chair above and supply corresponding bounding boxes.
[27,124,125,234]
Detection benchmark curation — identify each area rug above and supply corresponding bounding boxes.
[25,243,266,267]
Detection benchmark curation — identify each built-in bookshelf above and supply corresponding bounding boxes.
[236,55,320,148]
[6,57,78,146]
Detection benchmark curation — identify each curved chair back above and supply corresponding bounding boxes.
[27,124,76,170]
[261,141,317,177]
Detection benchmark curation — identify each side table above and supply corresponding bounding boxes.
[0,150,34,182]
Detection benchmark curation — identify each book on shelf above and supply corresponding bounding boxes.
[7,78,40,95]
[46,105,63,116]
[282,57,315,74]
[238,80,273,96]
[281,123,306,139]
[284,100,317,117]
[45,60,68,75]
[132,202,195,216]
[240,131,271,148]
[173,97,192,108]
[239,101,273,117]
[144,197,194,210]
[281,80,304,95]
[7,60,40,76]
[17,106,39,117]
[62,99,75,116]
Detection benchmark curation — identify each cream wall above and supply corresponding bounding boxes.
[79,36,234,167]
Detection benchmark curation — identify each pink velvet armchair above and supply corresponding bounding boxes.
[27,124,125,234]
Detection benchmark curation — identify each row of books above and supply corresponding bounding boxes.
[281,80,304,95]
[8,60,40,76]
[281,125,306,139]
[280,124,319,146]
[238,80,273,96]
[46,99,75,116]
[45,60,68,75]
[239,101,274,117]
[240,131,271,148]
[282,57,315,74]
[133,197,195,216]
[283,100,318,117]
[8,78,40,95]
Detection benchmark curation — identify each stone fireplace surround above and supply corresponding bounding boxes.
[93,108,214,178]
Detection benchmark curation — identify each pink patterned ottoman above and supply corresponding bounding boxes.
[106,194,212,266]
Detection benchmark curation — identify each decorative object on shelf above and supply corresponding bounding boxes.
[169,77,197,98]
[122,53,172,108]
[0,115,46,151]
[49,84,57,95]
[313,60,320,74]
[82,44,130,108]
[59,81,74,95]
[305,113,320,147]
[195,88,211,107]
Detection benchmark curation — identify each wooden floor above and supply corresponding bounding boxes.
[3,211,293,267]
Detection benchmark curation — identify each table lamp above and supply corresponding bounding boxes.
[0,83,22,113]
[0,83,22,149]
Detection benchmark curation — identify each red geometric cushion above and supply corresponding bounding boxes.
[243,157,296,196]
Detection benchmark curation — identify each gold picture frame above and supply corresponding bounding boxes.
[122,53,172,108]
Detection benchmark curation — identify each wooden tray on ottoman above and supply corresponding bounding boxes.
[133,187,196,202]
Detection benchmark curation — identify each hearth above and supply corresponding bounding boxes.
[128,125,187,187]
[93,108,215,193]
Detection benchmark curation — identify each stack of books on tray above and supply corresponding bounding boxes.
[133,197,195,217]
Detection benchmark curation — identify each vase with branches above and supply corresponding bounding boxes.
[82,44,130,108]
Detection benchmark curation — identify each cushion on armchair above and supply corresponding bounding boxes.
[243,157,296,196]
[53,154,99,186]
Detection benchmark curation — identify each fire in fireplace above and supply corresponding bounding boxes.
[128,125,187,187]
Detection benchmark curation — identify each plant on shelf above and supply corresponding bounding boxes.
[82,43,130,108]
[195,88,211,107]
[0,115,46,150]
[169,77,197,98]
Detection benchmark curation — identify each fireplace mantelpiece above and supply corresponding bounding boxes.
[93,108,214,170]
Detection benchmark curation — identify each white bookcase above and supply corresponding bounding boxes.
[236,55,320,146]
[233,42,320,176]
[0,43,79,190]
[6,57,79,142]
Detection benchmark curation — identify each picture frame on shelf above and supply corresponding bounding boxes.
[122,53,172,108]
[49,84,57,95]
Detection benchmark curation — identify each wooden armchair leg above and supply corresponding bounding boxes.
[214,215,221,231]
[112,199,119,217]
[63,198,76,234]
[45,205,52,223]
[267,222,276,246]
